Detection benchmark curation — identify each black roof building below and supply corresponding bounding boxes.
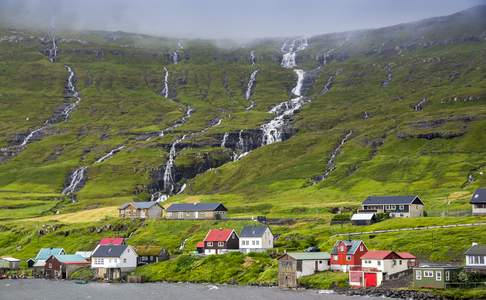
[166,202,227,212]
[470,188,486,204]
[363,195,424,206]
[92,245,128,257]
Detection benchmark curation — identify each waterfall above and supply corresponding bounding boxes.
[62,167,87,198]
[179,238,189,251]
[95,145,125,164]
[161,67,169,98]
[245,70,259,100]
[152,117,222,199]
[314,130,353,182]
[221,132,229,148]
[233,130,249,161]
[261,69,307,146]
[413,97,427,111]
[47,37,58,63]
[14,65,80,149]
[281,38,308,69]
[172,51,179,64]
[159,106,193,137]
[320,74,335,95]
[250,50,256,65]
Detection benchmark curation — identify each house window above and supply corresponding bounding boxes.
[436,271,442,281]
[468,256,474,265]
[416,271,422,280]
[391,205,396,210]
[333,255,338,261]
[399,205,404,210]
[207,242,213,247]
[48,263,52,268]
[218,242,224,247]
[319,260,322,264]
[123,258,127,263]
[296,260,302,272]
[340,246,344,252]
[424,271,434,277]
[445,271,450,281]
[399,260,402,265]
[359,245,364,251]
[256,240,260,245]
[346,256,351,261]
[377,261,381,266]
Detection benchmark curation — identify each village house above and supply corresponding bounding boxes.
[413,264,462,289]
[351,212,376,226]
[360,195,424,218]
[118,201,163,219]
[135,245,169,265]
[44,254,90,279]
[0,257,20,273]
[470,188,486,215]
[330,240,368,272]
[165,202,227,220]
[30,248,65,276]
[93,237,125,253]
[239,225,274,253]
[398,252,418,268]
[91,244,138,280]
[278,252,331,288]
[349,251,413,288]
[464,242,486,274]
[201,228,239,255]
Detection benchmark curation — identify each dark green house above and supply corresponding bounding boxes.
[413,264,462,289]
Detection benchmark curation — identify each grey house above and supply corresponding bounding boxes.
[470,188,486,215]
[360,196,424,218]
[165,203,227,220]
[239,225,274,253]
[118,201,163,219]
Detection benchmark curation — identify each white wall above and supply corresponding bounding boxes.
[472,205,486,215]
[362,258,409,275]
[239,228,274,252]
[91,246,138,270]
[296,259,330,278]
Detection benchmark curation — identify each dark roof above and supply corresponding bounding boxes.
[470,188,486,204]
[166,202,227,212]
[363,196,424,206]
[92,245,128,258]
[119,201,161,210]
[240,225,270,238]
[465,244,486,256]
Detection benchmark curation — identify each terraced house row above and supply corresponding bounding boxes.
[118,202,228,220]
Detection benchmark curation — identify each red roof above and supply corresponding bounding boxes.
[196,242,204,248]
[99,237,125,246]
[398,252,416,259]
[203,229,234,242]
[361,250,400,260]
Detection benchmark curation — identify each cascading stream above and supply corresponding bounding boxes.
[161,67,169,98]
[62,167,87,201]
[250,50,256,65]
[245,70,259,110]
[95,145,125,164]
[314,130,353,182]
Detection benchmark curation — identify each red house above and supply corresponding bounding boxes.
[330,240,368,272]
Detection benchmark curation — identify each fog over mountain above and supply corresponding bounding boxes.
[0,0,485,39]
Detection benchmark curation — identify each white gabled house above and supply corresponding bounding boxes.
[239,225,274,253]
[465,242,486,274]
[470,188,486,215]
[91,244,138,280]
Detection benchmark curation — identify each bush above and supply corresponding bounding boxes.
[69,267,95,280]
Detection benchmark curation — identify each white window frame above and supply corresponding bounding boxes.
[218,241,224,247]
[207,242,213,247]
[424,271,434,277]
[416,270,422,280]
[436,271,442,281]
[445,271,450,281]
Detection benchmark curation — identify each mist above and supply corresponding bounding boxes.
[0,0,485,40]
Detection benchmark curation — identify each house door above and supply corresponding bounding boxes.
[315,261,318,271]
[365,273,377,287]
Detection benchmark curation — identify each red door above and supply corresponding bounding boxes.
[364,273,377,287]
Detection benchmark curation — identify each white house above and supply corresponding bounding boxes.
[465,242,486,274]
[470,188,486,215]
[350,250,411,288]
[239,225,274,253]
[91,245,138,280]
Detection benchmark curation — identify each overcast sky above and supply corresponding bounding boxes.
[0,0,484,39]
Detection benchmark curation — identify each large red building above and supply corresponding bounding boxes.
[330,240,368,272]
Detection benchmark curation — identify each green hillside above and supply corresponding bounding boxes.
[0,5,486,269]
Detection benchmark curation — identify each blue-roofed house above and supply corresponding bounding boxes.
[470,188,486,215]
[118,201,163,219]
[165,202,227,220]
[360,195,424,218]
[30,248,65,275]
[239,225,274,253]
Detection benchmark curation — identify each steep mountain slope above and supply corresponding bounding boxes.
[0,6,485,221]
